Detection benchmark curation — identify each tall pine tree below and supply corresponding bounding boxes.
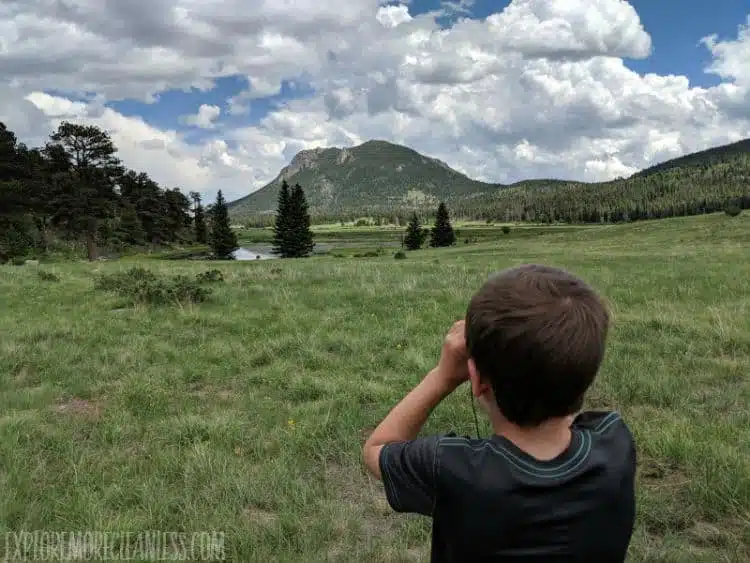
[190,191,208,244]
[404,212,425,250]
[271,180,292,257]
[209,190,238,259]
[287,183,314,258]
[45,122,124,260]
[430,202,456,247]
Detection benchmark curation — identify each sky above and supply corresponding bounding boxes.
[1,0,749,203]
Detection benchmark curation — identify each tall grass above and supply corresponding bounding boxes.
[0,212,748,561]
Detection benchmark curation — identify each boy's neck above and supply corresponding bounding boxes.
[493,415,574,462]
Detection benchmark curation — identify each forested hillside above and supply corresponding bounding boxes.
[455,155,750,223]
[234,139,750,225]
[632,138,750,178]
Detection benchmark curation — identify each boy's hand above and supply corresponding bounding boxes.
[435,320,470,390]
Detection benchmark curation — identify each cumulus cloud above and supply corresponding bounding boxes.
[0,0,749,201]
[376,5,413,28]
[181,104,221,128]
[702,15,750,85]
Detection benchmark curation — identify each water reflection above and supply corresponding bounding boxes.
[232,248,276,260]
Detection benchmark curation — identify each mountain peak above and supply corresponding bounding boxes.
[229,139,496,216]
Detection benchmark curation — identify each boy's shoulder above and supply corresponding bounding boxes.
[435,409,633,451]
[378,410,635,516]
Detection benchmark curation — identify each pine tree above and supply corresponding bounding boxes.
[271,180,292,257]
[287,183,315,258]
[430,202,456,247]
[404,212,425,250]
[271,181,314,258]
[190,191,208,244]
[209,190,238,259]
[117,201,147,246]
[45,121,124,260]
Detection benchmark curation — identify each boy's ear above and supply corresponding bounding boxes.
[468,358,492,399]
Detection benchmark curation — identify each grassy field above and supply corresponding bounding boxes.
[235,222,603,258]
[0,213,748,561]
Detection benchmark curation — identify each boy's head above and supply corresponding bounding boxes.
[465,264,609,428]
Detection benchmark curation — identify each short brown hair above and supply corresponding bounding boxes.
[465,264,609,427]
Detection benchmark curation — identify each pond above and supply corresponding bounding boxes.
[232,248,277,260]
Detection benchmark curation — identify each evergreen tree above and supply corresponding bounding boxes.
[119,170,165,244]
[45,122,124,260]
[287,183,315,258]
[190,191,208,244]
[404,212,425,250]
[162,188,192,242]
[209,190,238,259]
[116,201,147,246]
[430,202,456,247]
[271,180,292,256]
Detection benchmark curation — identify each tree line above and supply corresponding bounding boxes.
[0,121,239,262]
[241,155,750,227]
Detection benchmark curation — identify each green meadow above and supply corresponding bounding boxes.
[0,213,748,561]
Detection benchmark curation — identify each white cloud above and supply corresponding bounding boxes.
[181,104,221,128]
[702,16,750,86]
[376,5,413,28]
[0,0,749,202]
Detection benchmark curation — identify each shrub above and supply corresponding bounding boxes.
[95,267,156,293]
[394,251,406,260]
[724,204,742,217]
[502,226,511,234]
[196,269,224,283]
[37,270,60,282]
[95,267,212,306]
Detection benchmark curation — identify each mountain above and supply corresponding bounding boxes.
[632,138,750,178]
[227,140,500,218]
[228,138,750,224]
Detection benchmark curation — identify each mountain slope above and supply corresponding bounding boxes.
[632,138,750,178]
[228,140,499,217]
[228,137,750,222]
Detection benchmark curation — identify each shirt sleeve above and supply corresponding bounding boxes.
[378,435,441,516]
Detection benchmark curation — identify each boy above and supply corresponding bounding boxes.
[363,264,636,562]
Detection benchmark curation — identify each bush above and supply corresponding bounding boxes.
[394,251,406,260]
[95,267,212,306]
[95,267,156,292]
[724,204,742,217]
[196,269,224,283]
[37,270,60,282]
[502,226,511,234]
[355,250,380,258]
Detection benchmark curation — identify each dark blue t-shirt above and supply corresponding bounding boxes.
[379,410,636,562]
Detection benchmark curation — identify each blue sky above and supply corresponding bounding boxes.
[106,1,749,135]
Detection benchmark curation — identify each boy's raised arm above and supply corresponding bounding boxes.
[363,320,469,479]
[362,366,457,480]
